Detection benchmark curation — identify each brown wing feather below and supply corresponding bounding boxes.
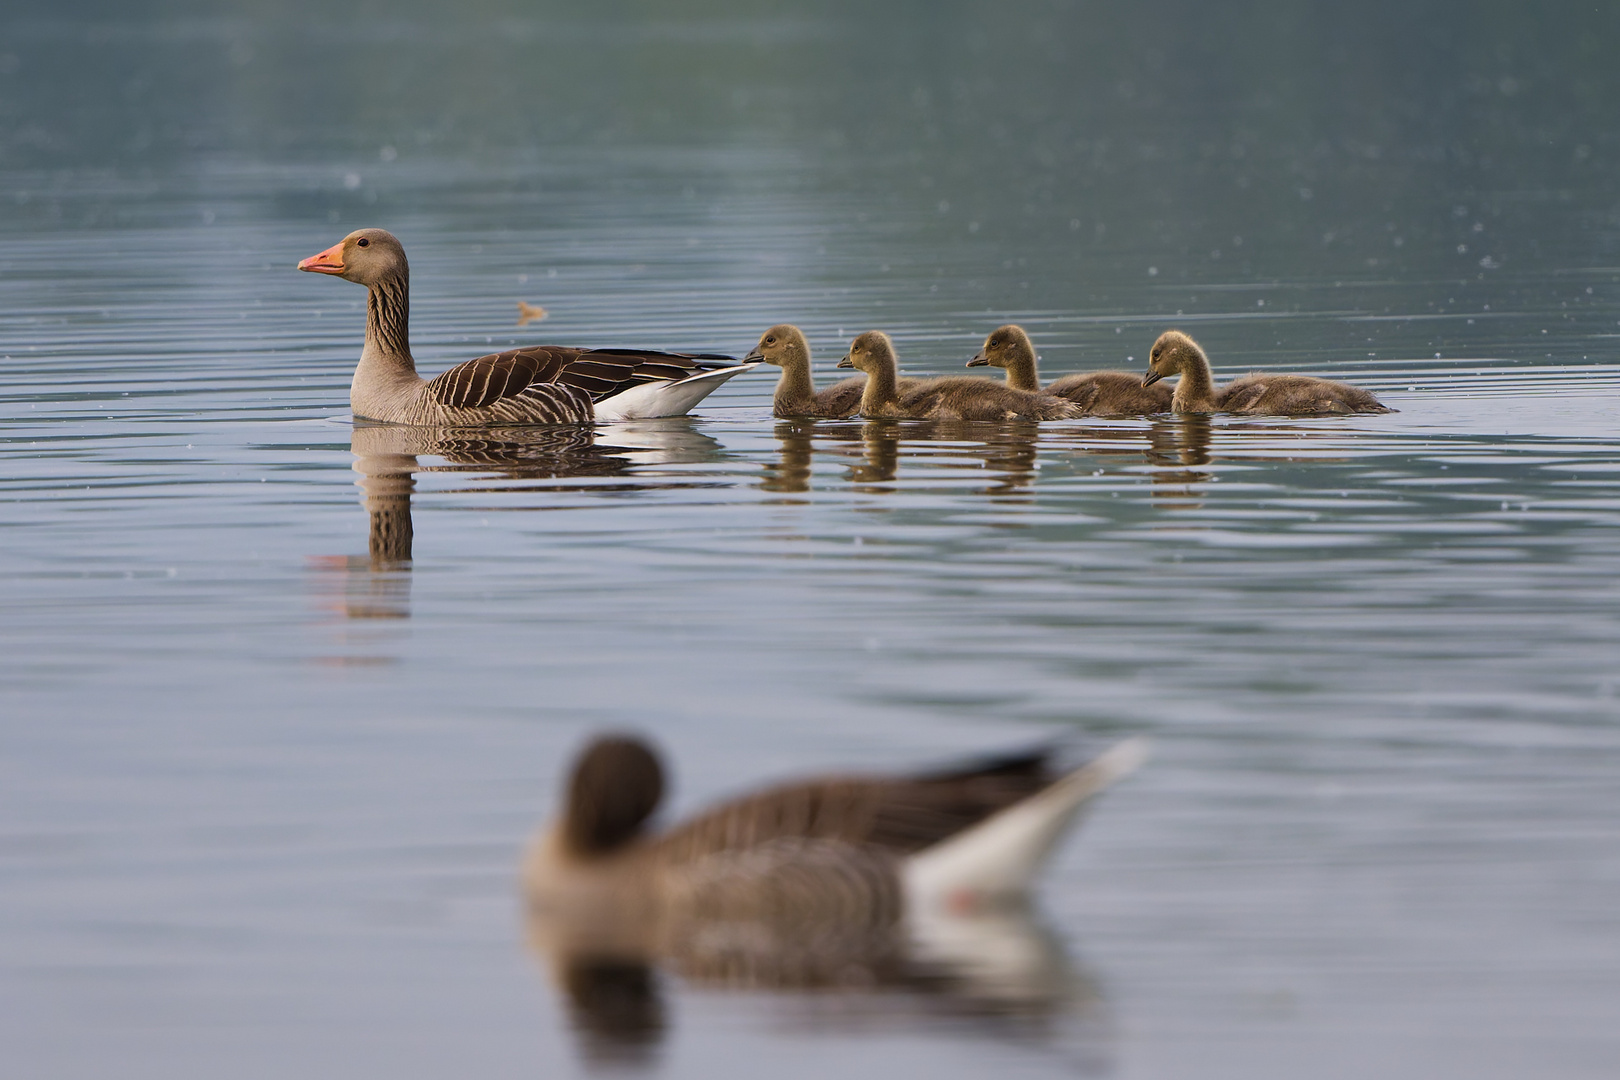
[425,347,581,408]
[650,746,1058,864]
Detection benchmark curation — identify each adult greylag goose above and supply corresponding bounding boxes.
[746,323,923,419]
[970,324,1171,416]
[836,331,1081,421]
[523,734,1147,942]
[296,229,758,424]
[1143,330,1393,415]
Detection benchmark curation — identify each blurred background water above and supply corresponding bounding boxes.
[2,2,1619,1077]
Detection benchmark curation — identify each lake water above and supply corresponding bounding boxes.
[3,5,1619,1078]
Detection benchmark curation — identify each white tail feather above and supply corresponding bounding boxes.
[593,363,760,421]
[902,737,1150,909]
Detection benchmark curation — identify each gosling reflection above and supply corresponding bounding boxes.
[761,419,1043,496]
[525,735,1145,1068]
[1145,414,1213,509]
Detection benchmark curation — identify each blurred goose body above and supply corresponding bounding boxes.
[297,229,756,424]
[1144,329,1393,415]
[523,734,1147,932]
[971,324,1171,416]
[838,330,1082,421]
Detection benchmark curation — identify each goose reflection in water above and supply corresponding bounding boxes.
[311,420,724,621]
[761,419,1043,496]
[526,735,1143,1072]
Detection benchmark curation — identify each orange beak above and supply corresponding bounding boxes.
[297,241,346,274]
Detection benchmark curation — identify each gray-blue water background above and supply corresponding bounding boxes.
[3,2,1619,1077]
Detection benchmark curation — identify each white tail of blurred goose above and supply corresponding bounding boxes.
[837,330,1082,421]
[523,734,1148,925]
[297,229,758,424]
[970,324,1171,416]
[1143,330,1393,415]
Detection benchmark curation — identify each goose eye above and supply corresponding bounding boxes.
[356,237,370,248]
[765,336,776,345]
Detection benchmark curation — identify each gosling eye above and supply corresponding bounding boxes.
[356,237,370,248]
[764,336,776,345]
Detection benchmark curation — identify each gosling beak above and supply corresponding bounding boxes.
[836,355,854,369]
[297,241,346,275]
[967,352,989,367]
[744,348,765,362]
[1142,370,1164,387]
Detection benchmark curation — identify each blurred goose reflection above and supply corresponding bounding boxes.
[525,735,1143,1069]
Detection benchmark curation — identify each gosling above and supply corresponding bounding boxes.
[838,330,1081,421]
[1143,330,1393,415]
[970,324,1171,416]
[747,324,921,419]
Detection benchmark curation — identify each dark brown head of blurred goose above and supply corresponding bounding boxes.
[562,735,666,857]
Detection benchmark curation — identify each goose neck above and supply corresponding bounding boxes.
[859,359,899,413]
[1005,348,1041,392]
[773,355,817,412]
[1172,350,1220,411]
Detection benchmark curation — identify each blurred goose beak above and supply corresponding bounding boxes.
[1142,371,1164,387]
[836,355,854,369]
[967,352,989,367]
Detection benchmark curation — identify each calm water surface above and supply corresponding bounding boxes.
[3,5,1620,1079]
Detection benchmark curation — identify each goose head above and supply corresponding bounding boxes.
[968,324,1034,370]
[744,324,811,368]
[297,228,409,287]
[836,330,895,374]
[1143,330,1204,386]
[561,735,665,858]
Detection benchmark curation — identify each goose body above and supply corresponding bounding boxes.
[838,330,1082,421]
[1143,330,1393,415]
[524,735,1147,930]
[747,323,924,418]
[970,324,1171,416]
[297,229,757,424]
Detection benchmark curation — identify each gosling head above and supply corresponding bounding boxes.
[297,228,409,287]
[968,324,1034,369]
[561,735,665,858]
[836,330,895,374]
[744,324,811,368]
[1143,330,1205,386]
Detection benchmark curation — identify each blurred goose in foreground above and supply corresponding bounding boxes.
[1144,330,1393,415]
[970,324,1171,416]
[838,331,1082,420]
[297,229,757,424]
[747,323,924,418]
[524,734,1147,937]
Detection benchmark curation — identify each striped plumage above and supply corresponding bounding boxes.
[525,735,1140,935]
[524,735,1144,1009]
[297,228,755,425]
